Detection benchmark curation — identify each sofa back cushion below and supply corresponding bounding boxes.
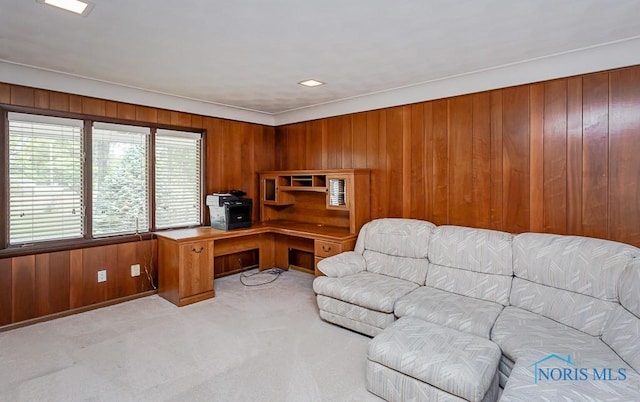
[602,259,640,372]
[354,218,434,284]
[511,233,640,336]
[425,225,513,305]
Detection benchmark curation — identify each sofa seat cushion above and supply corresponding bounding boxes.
[316,295,396,329]
[394,286,504,338]
[368,317,501,402]
[500,350,640,401]
[313,272,419,313]
[491,307,617,363]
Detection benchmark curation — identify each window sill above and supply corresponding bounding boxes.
[0,233,156,258]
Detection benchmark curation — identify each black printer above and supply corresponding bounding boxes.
[206,192,252,230]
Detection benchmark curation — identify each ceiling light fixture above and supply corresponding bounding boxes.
[298,79,326,88]
[37,0,95,16]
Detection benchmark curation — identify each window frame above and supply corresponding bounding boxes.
[7,112,86,244]
[0,105,206,257]
[155,129,204,230]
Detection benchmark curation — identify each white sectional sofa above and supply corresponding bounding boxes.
[313,218,640,401]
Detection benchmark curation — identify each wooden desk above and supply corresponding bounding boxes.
[156,221,357,306]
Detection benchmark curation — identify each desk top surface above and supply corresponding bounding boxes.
[155,220,356,243]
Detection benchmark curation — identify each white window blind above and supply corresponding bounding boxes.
[92,123,150,236]
[8,113,84,244]
[155,129,202,229]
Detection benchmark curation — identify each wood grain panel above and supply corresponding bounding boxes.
[49,251,71,314]
[448,96,473,225]
[82,245,118,305]
[69,95,82,113]
[529,84,544,233]
[385,107,404,217]
[157,109,171,125]
[365,110,382,219]
[409,103,426,220]
[117,242,142,297]
[35,253,51,316]
[326,117,342,169]
[70,249,83,308]
[566,77,583,235]
[502,86,530,233]
[117,240,156,297]
[543,80,568,234]
[117,103,136,120]
[401,106,411,216]
[341,115,353,168]
[608,68,640,245]
[239,123,255,196]
[423,102,434,222]
[222,121,248,190]
[49,92,70,111]
[34,89,50,109]
[472,92,492,228]
[302,120,320,169]
[582,72,609,239]
[135,106,157,123]
[82,97,106,116]
[11,86,35,107]
[431,99,449,225]
[191,114,203,128]
[12,255,36,322]
[0,82,10,104]
[352,113,368,169]
[490,90,504,230]
[105,101,118,118]
[0,258,11,325]
[170,111,191,127]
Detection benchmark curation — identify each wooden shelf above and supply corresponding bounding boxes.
[279,186,326,193]
[259,169,370,235]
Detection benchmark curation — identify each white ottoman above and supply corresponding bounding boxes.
[367,317,501,402]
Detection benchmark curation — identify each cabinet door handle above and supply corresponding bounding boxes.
[192,246,204,253]
[322,245,332,252]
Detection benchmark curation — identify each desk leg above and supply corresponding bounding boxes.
[259,233,275,270]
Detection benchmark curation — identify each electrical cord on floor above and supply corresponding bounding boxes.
[240,268,285,286]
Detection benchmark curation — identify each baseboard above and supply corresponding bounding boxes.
[0,289,158,332]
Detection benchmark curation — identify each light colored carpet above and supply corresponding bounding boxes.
[0,269,382,402]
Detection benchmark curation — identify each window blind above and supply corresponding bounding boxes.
[8,113,84,244]
[92,123,150,236]
[155,129,202,229]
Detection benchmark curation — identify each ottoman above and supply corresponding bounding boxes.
[367,317,501,402]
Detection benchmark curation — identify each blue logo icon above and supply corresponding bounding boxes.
[529,354,627,384]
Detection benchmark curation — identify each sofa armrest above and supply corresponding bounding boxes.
[317,251,366,277]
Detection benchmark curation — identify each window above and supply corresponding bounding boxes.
[8,113,84,244]
[92,123,150,236]
[155,129,202,229]
[3,110,203,249]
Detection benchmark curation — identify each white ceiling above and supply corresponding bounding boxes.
[1,0,640,126]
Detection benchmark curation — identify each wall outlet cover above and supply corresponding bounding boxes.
[97,269,107,283]
[131,264,141,277]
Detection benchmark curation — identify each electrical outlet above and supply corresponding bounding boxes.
[97,270,107,283]
[131,264,141,277]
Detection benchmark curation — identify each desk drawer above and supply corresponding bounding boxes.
[315,240,343,258]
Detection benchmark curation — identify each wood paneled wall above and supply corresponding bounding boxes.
[0,83,276,327]
[275,66,640,248]
[0,240,157,326]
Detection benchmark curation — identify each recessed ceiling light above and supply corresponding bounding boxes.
[37,0,95,16]
[298,79,326,88]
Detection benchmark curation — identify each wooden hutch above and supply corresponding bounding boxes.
[156,169,370,306]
